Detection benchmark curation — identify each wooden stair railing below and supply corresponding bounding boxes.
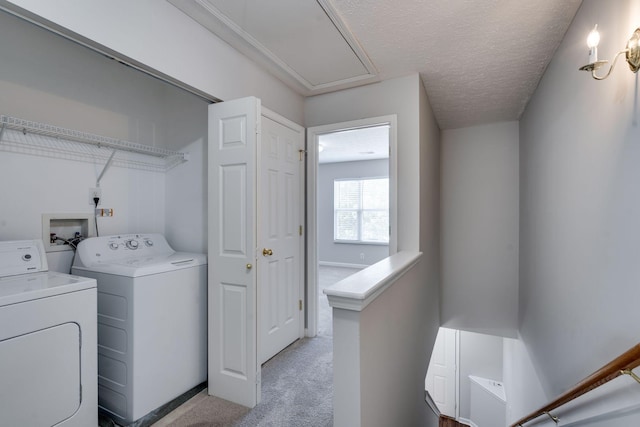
[511,343,640,426]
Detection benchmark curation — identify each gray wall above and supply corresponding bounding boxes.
[0,0,306,255]
[2,0,305,124]
[306,74,441,426]
[306,75,425,252]
[517,0,640,423]
[441,122,519,338]
[0,11,209,268]
[502,335,547,424]
[318,159,389,266]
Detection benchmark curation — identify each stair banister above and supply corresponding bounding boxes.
[511,343,640,426]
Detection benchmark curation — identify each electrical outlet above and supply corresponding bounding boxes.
[89,187,102,206]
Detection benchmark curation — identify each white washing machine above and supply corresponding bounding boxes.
[72,233,207,425]
[0,239,97,427]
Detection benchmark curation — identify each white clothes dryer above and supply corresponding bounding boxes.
[0,239,97,427]
[72,233,207,425]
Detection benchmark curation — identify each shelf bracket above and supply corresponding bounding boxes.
[97,149,117,186]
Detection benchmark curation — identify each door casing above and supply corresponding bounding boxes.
[305,115,398,336]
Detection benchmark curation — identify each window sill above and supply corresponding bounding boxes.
[333,240,389,246]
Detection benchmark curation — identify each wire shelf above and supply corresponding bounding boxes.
[0,115,188,172]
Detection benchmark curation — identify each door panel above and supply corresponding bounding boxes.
[208,97,260,408]
[258,113,304,364]
[221,165,247,254]
[426,327,458,417]
[221,283,247,376]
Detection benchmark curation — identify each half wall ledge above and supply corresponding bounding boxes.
[324,251,422,312]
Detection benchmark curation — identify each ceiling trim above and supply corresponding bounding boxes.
[194,0,316,90]
[316,0,378,83]
[169,0,379,96]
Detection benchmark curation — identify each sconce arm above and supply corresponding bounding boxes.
[591,49,629,80]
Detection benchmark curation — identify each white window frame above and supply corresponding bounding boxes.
[333,177,390,245]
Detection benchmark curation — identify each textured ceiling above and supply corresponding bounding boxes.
[318,124,389,164]
[170,0,583,130]
[331,0,583,129]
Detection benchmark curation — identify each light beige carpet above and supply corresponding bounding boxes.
[152,267,347,427]
[157,336,333,427]
[167,393,249,427]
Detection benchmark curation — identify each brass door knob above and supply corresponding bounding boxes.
[262,248,273,256]
[246,263,252,270]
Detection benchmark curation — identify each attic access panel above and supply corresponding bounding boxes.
[168,0,378,94]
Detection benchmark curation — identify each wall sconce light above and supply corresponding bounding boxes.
[579,25,640,80]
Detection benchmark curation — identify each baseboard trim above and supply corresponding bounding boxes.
[459,417,478,427]
[318,261,368,269]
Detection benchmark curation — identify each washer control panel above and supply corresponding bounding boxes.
[74,233,172,265]
[103,235,156,252]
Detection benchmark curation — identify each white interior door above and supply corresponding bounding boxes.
[425,327,458,417]
[208,97,260,408]
[258,110,305,364]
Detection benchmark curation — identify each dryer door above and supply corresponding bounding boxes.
[0,322,81,426]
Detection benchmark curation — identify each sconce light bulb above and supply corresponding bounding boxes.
[587,24,600,63]
[587,24,600,48]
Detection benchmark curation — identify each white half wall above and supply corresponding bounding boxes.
[441,121,519,337]
[359,259,437,427]
[331,256,439,427]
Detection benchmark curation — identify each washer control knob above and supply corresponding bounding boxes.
[22,254,32,261]
[109,242,119,250]
[144,239,153,247]
[126,239,139,250]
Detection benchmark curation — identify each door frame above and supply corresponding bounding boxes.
[305,115,398,336]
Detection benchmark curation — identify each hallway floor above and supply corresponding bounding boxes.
[149,265,361,427]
